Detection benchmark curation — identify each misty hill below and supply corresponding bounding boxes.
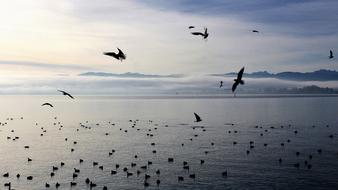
[212,69,338,81]
[79,72,183,78]
[254,85,338,94]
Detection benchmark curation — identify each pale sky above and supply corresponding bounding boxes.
[0,0,337,94]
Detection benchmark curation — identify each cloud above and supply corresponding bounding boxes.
[78,71,184,78]
[0,70,337,95]
[0,60,92,70]
[0,0,337,94]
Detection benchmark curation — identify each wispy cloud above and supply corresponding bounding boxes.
[0,60,92,70]
[79,71,184,78]
[0,72,337,95]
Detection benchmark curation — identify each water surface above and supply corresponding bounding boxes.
[0,95,338,190]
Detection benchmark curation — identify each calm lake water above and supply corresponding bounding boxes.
[0,95,338,190]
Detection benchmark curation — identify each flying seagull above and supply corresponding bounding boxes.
[42,103,53,108]
[329,50,334,59]
[188,26,195,29]
[252,30,259,33]
[232,67,245,93]
[194,112,202,122]
[58,90,74,99]
[191,27,209,39]
[103,48,126,61]
[219,81,223,88]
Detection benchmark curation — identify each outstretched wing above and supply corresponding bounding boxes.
[188,26,195,29]
[57,90,65,94]
[191,32,203,36]
[232,82,239,92]
[42,103,53,107]
[104,52,115,56]
[117,48,123,55]
[330,50,333,56]
[237,67,245,80]
[194,112,202,122]
[104,52,119,60]
[117,48,126,59]
[65,92,74,99]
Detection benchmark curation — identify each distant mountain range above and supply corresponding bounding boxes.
[79,72,183,78]
[211,69,338,81]
[80,69,338,81]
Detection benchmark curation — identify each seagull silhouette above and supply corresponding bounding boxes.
[219,81,223,88]
[104,48,126,61]
[188,26,195,29]
[191,27,209,39]
[232,67,245,93]
[42,103,53,108]
[58,90,74,99]
[194,113,202,122]
[329,50,334,59]
[252,30,259,33]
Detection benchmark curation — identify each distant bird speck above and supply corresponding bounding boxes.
[329,50,334,59]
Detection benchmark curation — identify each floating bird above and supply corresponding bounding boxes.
[252,30,259,33]
[85,178,90,184]
[42,103,53,108]
[104,48,126,61]
[194,112,202,122]
[178,176,184,181]
[232,67,245,93]
[57,90,74,99]
[219,81,223,88]
[4,182,11,189]
[329,50,334,59]
[191,27,209,39]
[188,26,195,29]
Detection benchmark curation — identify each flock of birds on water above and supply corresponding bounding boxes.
[1,25,337,190]
[2,108,338,190]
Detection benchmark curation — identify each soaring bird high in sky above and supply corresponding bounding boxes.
[58,90,74,99]
[103,48,126,62]
[191,27,209,39]
[232,67,245,93]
